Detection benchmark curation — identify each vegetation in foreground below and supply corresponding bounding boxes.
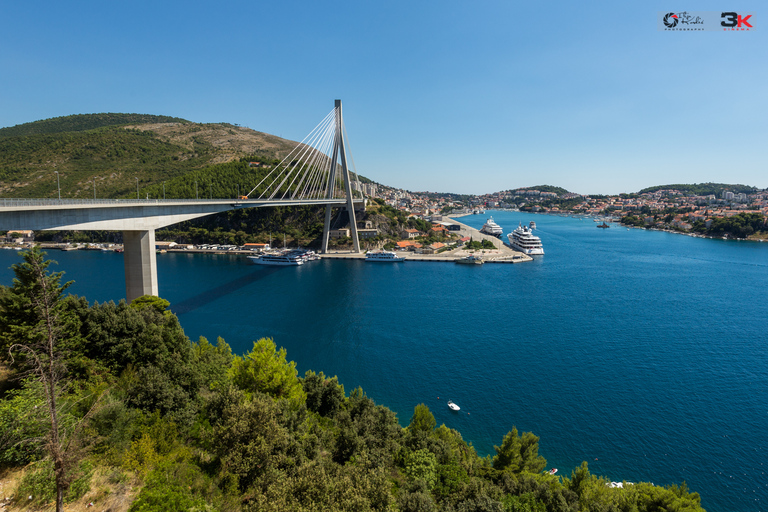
[0,248,706,511]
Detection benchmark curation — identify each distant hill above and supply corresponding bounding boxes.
[0,113,189,138]
[512,185,571,195]
[638,183,758,196]
[0,113,303,199]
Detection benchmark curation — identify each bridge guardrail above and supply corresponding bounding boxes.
[0,198,239,207]
[0,197,365,208]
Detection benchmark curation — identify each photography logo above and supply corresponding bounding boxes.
[658,11,755,31]
[663,13,679,27]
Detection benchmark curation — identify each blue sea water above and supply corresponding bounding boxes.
[1,211,767,512]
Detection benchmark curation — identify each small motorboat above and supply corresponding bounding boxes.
[548,468,558,475]
[456,255,484,265]
[447,400,460,411]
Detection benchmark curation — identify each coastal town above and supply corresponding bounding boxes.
[364,181,768,240]
[3,182,767,258]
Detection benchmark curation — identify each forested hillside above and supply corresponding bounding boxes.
[637,183,757,196]
[0,114,189,138]
[513,185,571,196]
[0,248,707,512]
[0,114,300,199]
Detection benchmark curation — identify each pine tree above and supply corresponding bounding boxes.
[3,247,82,512]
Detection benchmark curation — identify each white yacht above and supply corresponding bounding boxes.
[287,249,319,262]
[365,251,406,262]
[480,216,503,237]
[507,223,544,255]
[248,252,305,266]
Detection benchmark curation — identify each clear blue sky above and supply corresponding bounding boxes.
[1,1,765,195]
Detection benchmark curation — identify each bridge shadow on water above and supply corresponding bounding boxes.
[170,267,281,315]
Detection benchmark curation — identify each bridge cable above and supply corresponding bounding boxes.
[292,115,336,199]
[271,111,336,200]
[247,108,335,199]
[297,119,336,199]
[342,119,363,198]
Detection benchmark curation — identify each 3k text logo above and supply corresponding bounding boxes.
[721,12,753,29]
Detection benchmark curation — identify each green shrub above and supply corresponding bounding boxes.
[15,459,93,506]
[128,460,218,512]
[0,381,47,465]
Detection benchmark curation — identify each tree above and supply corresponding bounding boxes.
[129,295,171,313]
[302,370,345,417]
[229,337,305,404]
[405,448,438,489]
[190,336,234,391]
[2,247,91,512]
[492,427,546,474]
[493,428,522,472]
[408,403,436,433]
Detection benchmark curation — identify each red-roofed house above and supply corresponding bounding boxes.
[396,240,422,251]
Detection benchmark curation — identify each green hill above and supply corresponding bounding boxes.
[512,185,571,196]
[0,113,189,138]
[638,183,758,196]
[0,113,302,199]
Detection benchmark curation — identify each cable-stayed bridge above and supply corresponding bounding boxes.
[0,100,365,301]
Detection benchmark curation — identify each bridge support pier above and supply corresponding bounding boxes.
[320,99,361,254]
[123,229,158,302]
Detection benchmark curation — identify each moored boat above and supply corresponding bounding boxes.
[507,223,544,255]
[287,249,319,262]
[248,251,305,265]
[365,251,406,262]
[447,400,460,411]
[456,255,484,265]
[480,216,503,237]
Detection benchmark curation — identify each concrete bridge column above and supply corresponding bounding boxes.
[123,230,158,302]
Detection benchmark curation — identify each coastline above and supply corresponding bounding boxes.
[9,217,535,263]
[323,216,532,263]
[459,209,768,242]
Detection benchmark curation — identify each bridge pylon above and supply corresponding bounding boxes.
[321,100,361,254]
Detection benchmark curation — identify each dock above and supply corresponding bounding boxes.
[321,217,532,264]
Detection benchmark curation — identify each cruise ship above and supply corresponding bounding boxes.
[480,216,503,237]
[507,223,544,255]
[365,250,406,262]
